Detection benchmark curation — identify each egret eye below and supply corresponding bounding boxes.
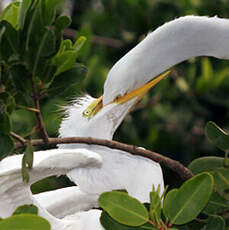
[113,94,122,103]
[82,109,91,117]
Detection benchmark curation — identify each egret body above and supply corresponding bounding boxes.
[38,15,229,218]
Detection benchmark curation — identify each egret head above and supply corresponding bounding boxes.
[59,71,169,140]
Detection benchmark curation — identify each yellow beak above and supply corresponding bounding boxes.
[82,70,170,119]
[113,70,170,104]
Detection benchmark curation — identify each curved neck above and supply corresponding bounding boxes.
[104,16,229,104]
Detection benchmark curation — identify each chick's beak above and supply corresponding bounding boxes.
[83,70,170,119]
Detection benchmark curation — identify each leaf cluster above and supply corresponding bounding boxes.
[99,172,227,230]
[0,0,86,159]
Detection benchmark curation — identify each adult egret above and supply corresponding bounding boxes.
[37,15,229,218]
[0,149,104,230]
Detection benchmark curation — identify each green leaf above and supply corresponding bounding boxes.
[53,51,77,76]
[47,63,86,96]
[25,5,42,52]
[32,29,56,75]
[99,191,149,226]
[13,205,38,215]
[0,133,14,159]
[73,36,87,51]
[6,95,15,114]
[24,142,34,169]
[205,121,229,151]
[55,15,71,32]
[149,185,162,224]
[22,156,30,183]
[188,157,224,174]
[100,212,156,230]
[0,21,19,60]
[9,64,31,93]
[203,191,229,215]
[43,0,64,26]
[163,189,178,219]
[21,143,34,182]
[0,108,11,134]
[18,0,32,29]
[212,168,229,199]
[0,2,20,29]
[0,214,50,230]
[201,215,225,230]
[164,173,214,225]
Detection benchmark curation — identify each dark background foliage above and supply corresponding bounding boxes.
[1,0,229,190]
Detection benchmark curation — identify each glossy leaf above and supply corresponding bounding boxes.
[206,121,229,151]
[73,36,87,51]
[25,5,42,52]
[13,205,38,215]
[204,191,229,215]
[6,95,15,114]
[201,215,225,230]
[55,15,71,32]
[188,157,224,174]
[212,168,229,199]
[0,2,19,29]
[0,109,11,134]
[43,0,64,25]
[24,142,34,169]
[163,189,178,219]
[164,173,214,225]
[0,21,19,61]
[0,133,14,159]
[54,51,77,76]
[0,214,50,230]
[22,157,30,183]
[99,191,149,226]
[9,64,31,93]
[32,29,55,75]
[18,0,32,29]
[47,63,86,96]
[100,212,156,230]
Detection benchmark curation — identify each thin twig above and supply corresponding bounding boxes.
[10,132,26,146]
[14,137,194,181]
[29,74,49,142]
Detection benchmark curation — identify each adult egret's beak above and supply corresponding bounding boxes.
[83,70,170,119]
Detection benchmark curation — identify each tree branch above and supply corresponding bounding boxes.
[63,28,124,48]
[29,74,49,142]
[14,137,194,181]
[10,132,26,145]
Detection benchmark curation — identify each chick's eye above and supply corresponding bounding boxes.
[83,110,90,117]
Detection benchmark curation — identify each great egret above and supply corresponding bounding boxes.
[37,15,229,218]
[0,149,104,230]
[2,14,229,229]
